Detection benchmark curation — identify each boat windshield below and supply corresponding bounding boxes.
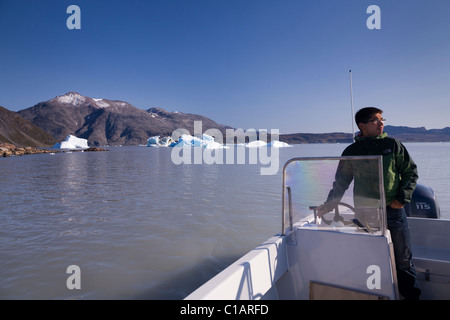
[282,156,387,236]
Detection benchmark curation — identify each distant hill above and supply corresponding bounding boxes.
[383,125,450,142]
[18,92,231,146]
[279,132,353,144]
[278,125,450,144]
[0,105,56,147]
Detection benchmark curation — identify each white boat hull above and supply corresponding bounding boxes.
[186,217,450,300]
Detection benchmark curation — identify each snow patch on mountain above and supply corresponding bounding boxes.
[53,92,86,106]
[93,99,111,108]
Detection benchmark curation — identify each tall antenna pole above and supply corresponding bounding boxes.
[349,70,355,137]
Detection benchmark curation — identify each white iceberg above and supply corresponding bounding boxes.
[245,140,291,148]
[245,140,267,148]
[173,134,227,149]
[146,133,291,149]
[147,136,159,146]
[147,136,175,147]
[53,134,89,149]
[267,141,292,148]
[147,134,226,149]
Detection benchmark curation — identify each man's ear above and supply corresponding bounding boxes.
[356,123,362,131]
[357,122,366,135]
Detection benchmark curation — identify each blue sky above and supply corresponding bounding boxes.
[1,0,449,134]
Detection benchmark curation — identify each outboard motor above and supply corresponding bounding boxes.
[405,184,440,219]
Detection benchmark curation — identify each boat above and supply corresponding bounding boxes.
[185,156,450,300]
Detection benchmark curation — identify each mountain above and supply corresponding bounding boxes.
[0,105,56,147]
[18,92,231,146]
[13,92,450,146]
[278,125,450,144]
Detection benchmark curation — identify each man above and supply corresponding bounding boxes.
[317,107,421,300]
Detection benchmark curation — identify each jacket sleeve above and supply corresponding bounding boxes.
[395,141,418,204]
[326,158,354,204]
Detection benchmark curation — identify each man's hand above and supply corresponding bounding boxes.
[317,202,334,217]
[389,200,404,209]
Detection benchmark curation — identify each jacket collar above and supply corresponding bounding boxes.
[354,132,388,142]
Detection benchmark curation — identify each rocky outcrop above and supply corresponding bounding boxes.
[0,143,108,157]
[0,143,55,157]
[83,147,109,152]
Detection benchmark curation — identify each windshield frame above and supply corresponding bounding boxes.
[281,156,387,236]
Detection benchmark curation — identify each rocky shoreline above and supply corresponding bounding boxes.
[0,142,108,157]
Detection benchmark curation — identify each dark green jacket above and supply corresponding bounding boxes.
[327,133,418,207]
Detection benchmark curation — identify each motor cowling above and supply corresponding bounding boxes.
[405,184,441,219]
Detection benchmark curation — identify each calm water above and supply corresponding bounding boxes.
[1,143,449,299]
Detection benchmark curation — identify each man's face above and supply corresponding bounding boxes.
[359,112,384,137]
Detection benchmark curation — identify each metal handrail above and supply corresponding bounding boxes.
[281,156,386,236]
[286,186,293,232]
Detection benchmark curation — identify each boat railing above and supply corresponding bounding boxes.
[281,156,387,236]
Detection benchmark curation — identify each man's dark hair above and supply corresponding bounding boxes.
[355,107,383,130]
